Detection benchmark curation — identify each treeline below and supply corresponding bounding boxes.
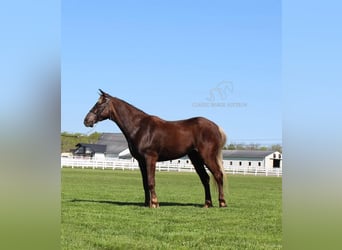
[224,143,282,153]
[61,132,101,153]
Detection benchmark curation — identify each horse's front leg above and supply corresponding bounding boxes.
[138,160,150,207]
[145,154,159,208]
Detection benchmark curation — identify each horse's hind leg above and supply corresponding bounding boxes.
[213,169,227,207]
[207,158,227,207]
[200,149,227,207]
[188,150,213,208]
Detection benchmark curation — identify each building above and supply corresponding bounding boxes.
[222,150,282,170]
[97,133,130,158]
[72,133,130,159]
[73,143,106,159]
[94,133,282,170]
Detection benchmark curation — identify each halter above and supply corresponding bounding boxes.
[89,97,110,120]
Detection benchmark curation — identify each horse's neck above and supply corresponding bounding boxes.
[109,97,147,139]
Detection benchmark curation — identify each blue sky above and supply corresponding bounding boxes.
[62,0,281,145]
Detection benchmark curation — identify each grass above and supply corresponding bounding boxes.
[61,169,282,249]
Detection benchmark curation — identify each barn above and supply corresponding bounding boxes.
[93,133,282,170]
[222,150,282,170]
[97,133,130,158]
[73,143,106,159]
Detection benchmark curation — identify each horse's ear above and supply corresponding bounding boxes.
[98,89,106,96]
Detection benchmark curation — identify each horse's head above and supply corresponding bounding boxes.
[84,89,111,127]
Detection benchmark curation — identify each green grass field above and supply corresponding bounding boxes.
[61,169,282,249]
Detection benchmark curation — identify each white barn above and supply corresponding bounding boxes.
[222,150,282,170]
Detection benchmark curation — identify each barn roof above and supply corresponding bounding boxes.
[222,150,277,159]
[97,133,128,156]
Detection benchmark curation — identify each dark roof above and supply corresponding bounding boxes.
[75,143,107,153]
[97,133,128,156]
[222,150,277,159]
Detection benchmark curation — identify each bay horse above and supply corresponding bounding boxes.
[84,89,227,208]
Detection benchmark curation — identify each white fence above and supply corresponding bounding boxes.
[61,157,282,177]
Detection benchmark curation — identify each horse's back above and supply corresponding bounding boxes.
[143,115,223,143]
[168,116,218,128]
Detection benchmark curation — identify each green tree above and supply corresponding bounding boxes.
[271,144,282,153]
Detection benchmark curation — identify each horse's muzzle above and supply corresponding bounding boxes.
[84,113,96,127]
[84,120,94,127]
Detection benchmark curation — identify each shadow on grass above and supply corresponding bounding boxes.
[70,199,202,208]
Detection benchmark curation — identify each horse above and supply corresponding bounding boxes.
[84,89,228,208]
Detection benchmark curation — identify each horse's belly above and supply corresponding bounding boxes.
[157,145,193,162]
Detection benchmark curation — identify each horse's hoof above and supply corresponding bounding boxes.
[150,202,159,208]
[219,202,227,208]
[204,201,213,208]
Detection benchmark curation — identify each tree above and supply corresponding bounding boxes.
[236,144,246,150]
[271,144,282,153]
[247,143,260,150]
